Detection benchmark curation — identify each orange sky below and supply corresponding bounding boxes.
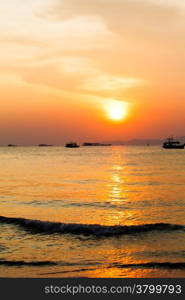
[0,0,185,145]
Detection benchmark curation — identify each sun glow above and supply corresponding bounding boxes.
[105,100,129,122]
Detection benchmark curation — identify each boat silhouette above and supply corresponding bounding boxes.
[65,142,80,148]
[38,144,53,147]
[83,142,111,146]
[8,144,17,147]
[162,137,185,149]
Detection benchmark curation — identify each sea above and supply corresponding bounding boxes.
[0,145,184,278]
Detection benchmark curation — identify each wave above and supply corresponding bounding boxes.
[1,259,184,272]
[38,262,185,276]
[0,215,184,237]
[40,262,185,276]
[0,259,57,266]
[112,262,185,270]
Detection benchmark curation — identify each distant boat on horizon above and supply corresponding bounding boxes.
[162,137,185,149]
[38,144,53,147]
[83,142,112,146]
[65,142,80,148]
[8,144,17,147]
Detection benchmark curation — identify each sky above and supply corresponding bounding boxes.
[0,0,185,145]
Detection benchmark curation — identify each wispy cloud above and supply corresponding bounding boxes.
[0,0,184,98]
[80,74,143,95]
[41,0,185,89]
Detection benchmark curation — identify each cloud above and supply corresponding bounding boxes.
[45,0,185,65]
[80,74,143,96]
[48,0,185,40]
[15,56,142,99]
[1,0,184,102]
[43,0,185,88]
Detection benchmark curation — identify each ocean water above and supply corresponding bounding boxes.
[0,145,184,278]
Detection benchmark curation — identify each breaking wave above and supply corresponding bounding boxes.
[112,262,185,270]
[0,258,185,271]
[0,259,56,266]
[0,215,184,237]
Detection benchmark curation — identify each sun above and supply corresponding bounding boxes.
[105,100,129,122]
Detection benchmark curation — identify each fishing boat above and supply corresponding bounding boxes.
[65,142,80,148]
[162,137,185,149]
[38,144,53,147]
[82,142,112,146]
